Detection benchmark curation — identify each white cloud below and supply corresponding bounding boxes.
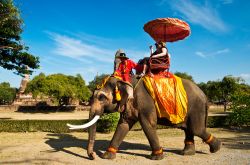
[212,48,230,55]
[47,32,148,65]
[195,48,230,58]
[220,0,233,5]
[239,73,250,84]
[45,31,148,83]
[195,51,206,58]
[47,32,114,63]
[164,0,228,33]
[240,73,250,80]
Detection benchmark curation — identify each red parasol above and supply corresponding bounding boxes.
[143,18,191,42]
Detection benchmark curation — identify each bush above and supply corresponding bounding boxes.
[0,82,17,105]
[227,94,250,128]
[207,116,228,128]
[97,112,120,133]
[0,114,120,133]
[0,120,87,133]
[0,113,231,133]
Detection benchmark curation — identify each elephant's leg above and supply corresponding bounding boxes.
[188,114,221,154]
[102,117,137,159]
[186,103,221,154]
[195,129,221,153]
[182,128,195,155]
[139,113,164,160]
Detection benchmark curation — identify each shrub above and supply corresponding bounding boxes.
[97,112,120,133]
[0,115,120,133]
[207,116,228,128]
[0,82,17,105]
[227,94,250,128]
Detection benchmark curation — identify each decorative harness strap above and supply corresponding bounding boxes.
[205,135,214,144]
[107,146,118,153]
[184,140,194,145]
[152,147,163,155]
[96,76,111,90]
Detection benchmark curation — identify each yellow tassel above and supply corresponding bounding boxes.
[115,86,121,101]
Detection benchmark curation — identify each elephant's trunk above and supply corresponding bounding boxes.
[87,105,103,160]
[87,119,97,160]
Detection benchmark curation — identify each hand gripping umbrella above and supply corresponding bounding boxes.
[143,18,191,42]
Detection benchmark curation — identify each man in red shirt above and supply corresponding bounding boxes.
[113,50,137,99]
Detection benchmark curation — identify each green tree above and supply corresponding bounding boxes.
[198,82,209,96]
[0,82,17,104]
[198,76,246,111]
[26,73,91,105]
[237,83,250,96]
[174,71,194,82]
[206,80,222,103]
[0,0,39,76]
[220,76,239,111]
[228,94,250,128]
[88,74,110,92]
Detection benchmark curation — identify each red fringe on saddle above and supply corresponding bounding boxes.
[149,55,170,74]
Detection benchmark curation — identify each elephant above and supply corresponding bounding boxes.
[68,75,221,160]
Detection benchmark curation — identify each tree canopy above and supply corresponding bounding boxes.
[0,82,17,104]
[174,71,194,82]
[0,0,39,76]
[198,75,250,111]
[228,93,250,127]
[26,73,91,105]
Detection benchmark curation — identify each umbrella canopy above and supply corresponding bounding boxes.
[143,18,191,42]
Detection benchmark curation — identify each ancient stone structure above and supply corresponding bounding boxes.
[13,71,33,105]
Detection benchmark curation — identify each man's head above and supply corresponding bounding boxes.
[115,49,128,60]
[115,49,125,57]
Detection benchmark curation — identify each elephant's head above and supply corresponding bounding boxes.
[68,76,130,159]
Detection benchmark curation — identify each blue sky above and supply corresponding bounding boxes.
[1,0,250,87]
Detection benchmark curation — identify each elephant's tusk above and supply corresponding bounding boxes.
[67,115,100,130]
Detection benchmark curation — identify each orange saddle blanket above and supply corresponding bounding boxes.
[142,72,188,124]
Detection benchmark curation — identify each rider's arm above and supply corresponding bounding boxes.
[151,47,167,58]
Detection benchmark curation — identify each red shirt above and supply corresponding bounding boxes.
[114,59,137,82]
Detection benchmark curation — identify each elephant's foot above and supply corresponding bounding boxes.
[206,135,221,153]
[150,148,164,160]
[181,140,195,155]
[101,151,116,159]
[101,147,117,159]
[87,152,96,160]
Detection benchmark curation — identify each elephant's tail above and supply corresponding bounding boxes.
[205,99,209,128]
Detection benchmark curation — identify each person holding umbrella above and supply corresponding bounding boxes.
[139,41,170,76]
[139,18,191,76]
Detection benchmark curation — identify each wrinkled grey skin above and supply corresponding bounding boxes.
[87,76,221,160]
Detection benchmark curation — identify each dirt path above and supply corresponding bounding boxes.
[0,128,249,165]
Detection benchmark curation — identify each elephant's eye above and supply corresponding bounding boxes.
[98,93,107,101]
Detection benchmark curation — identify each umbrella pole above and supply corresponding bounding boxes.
[150,45,153,55]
